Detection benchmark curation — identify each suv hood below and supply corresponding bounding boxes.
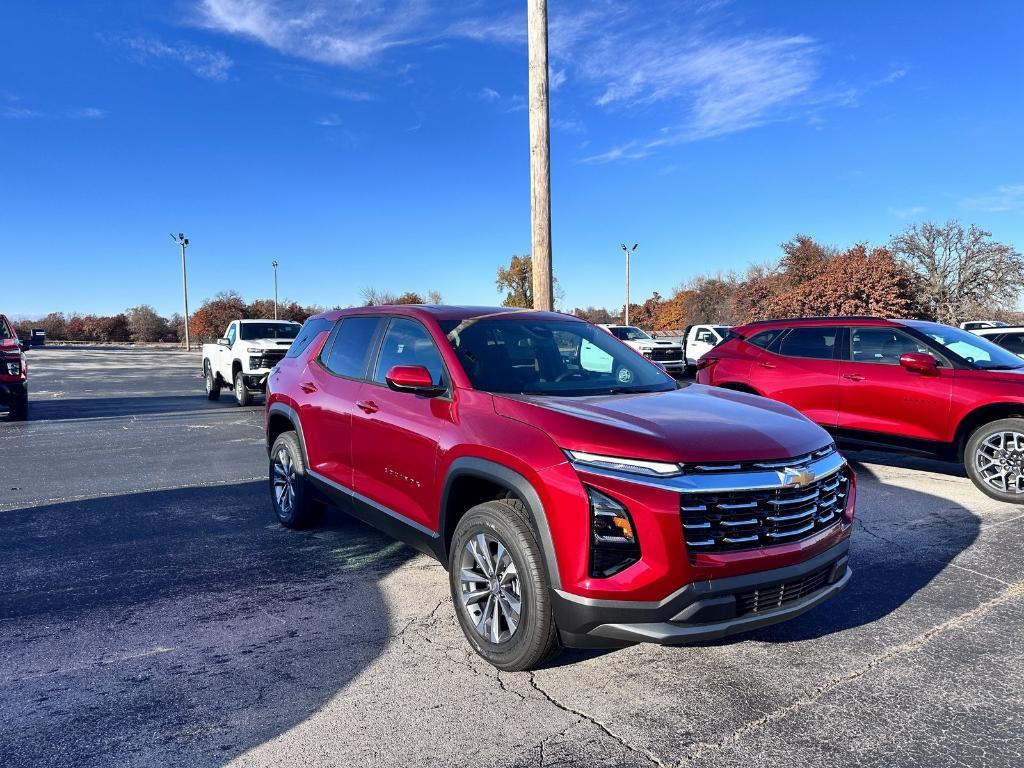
[493,385,831,464]
[241,338,294,349]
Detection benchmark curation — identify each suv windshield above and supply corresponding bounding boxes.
[608,326,651,341]
[442,318,676,397]
[906,321,1024,370]
[239,322,300,341]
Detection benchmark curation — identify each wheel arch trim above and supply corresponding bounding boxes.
[439,457,561,589]
[267,401,308,463]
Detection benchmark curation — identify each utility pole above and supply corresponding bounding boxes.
[621,243,637,325]
[528,0,553,311]
[171,233,191,351]
[271,260,279,320]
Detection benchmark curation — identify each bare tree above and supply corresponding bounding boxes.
[126,305,169,343]
[426,290,443,304]
[891,221,1024,324]
[360,287,397,306]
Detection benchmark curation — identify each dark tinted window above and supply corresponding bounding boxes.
[748,330,782,350]
[373,318,447,387]
[777,327,840,360]
[851,328,931,365]
[998,333,1024,355]
[0,318,11,339]
[321,317,383,378]
[286,318,332,359]
[239,322,301,340]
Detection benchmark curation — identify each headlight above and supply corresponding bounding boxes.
[587,487,640,578]
[565,450,681,477]
[246,347,263,354]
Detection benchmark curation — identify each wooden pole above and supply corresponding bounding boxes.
[527,0,553,311]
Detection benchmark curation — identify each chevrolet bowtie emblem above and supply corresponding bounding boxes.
[780,467,816,487]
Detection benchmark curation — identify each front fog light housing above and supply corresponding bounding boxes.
[587,487,641,578]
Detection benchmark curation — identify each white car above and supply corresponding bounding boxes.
[972,326,1024,359]
[597,325,685,374]
[685,324,731,366]
[202,319,301,405]
[961,320,1009,332]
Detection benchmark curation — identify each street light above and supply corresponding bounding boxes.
[170,232,191,351]
[621,243,638,326]
[271,260,279,320]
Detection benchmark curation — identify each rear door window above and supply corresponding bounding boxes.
[777,327,841,360]
[320,317,384,379]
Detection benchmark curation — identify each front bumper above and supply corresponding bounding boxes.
[241,372,270,390]
[553,539,850,648]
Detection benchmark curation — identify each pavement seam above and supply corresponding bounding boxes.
[675,579,1024,765]
[528,672,669,768]
[0,476,265,512]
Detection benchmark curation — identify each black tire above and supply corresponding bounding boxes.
[269,432,323,528]
[204,361,221,401]
[965,418,1024,504]
[234,370,253,407]
[8,391,28,421]
[448,498,560,671]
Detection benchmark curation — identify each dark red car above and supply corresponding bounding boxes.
[0,314,28,421]
[265,306,855,670]
[697,316,1024,502]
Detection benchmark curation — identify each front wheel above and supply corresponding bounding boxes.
[448,499,560,671]
[965,418,1024,503]
[234,371,253,407]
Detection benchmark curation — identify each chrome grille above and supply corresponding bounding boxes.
[735,563,834,615]
[649,347,683,362]
[680,467,849,553]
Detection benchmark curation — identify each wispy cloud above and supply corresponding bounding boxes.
[889,205,927,219]
[962,184,1024,213]
[117,35,233,80]
[315,113,343,126]
[332,87,375,101]
[1,104,108,120]
[195,0,424,68]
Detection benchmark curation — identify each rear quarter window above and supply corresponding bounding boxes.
[286,318,332,359]
[747,330,782,350]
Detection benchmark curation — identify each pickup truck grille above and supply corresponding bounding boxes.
[649,347,683,362]
[680,467,849,553]
[249,350,286,369]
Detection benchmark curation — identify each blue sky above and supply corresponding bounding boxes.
[2,0,1022,318]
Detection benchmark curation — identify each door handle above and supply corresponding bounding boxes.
[356,400,379,414]
[758,362,776,369]
[843,373,865,381]
[300,381,318,394]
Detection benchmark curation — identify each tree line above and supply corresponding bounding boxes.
[563,220,1023,330]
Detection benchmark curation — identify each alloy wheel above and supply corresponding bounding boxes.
[272,447,296,514]
[974,430,1024,495]
[458,532,521,644]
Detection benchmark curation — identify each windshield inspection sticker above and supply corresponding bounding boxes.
[617,367,634,384]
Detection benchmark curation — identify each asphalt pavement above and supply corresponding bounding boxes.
[1,347,1022,767]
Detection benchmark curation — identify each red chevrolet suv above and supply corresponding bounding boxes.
[265,306,855,670]
[697,316,1024,503]
[0,314,28,421]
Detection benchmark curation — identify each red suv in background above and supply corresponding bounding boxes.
[0,314,28,421]
[697,316,1024,502]
[265,306,855,670]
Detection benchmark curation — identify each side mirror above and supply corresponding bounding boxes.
[217,337,230,347]
[385,365,445,397]
[900,352,938,375]
[18,339,28,352]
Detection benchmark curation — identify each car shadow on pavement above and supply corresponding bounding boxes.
[25,395,257,421]
[0,481,412,768]
[739,458,981,645]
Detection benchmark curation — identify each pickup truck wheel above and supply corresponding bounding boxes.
[966,418,1024,503]
[204,361,221,401]
[269,432,322,529]
[448,499,560,671]
[234,371,253,407]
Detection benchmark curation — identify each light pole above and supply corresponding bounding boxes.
[621,243,637,325]
[170,232,191,351]
[271,260,279,320]
[527,0,553,311]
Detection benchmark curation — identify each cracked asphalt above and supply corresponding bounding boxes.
[2,348,1022,767]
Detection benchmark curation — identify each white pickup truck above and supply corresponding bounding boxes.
[202,319,301,405]
[684,324,731,367]
[598,324,686,374]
